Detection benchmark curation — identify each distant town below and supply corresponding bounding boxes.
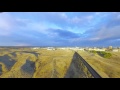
[1,46,119,52]
[32,46,120,52]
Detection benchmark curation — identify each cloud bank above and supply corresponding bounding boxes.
[0,12,120,47]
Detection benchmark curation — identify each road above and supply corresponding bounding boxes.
[75,52,102,78]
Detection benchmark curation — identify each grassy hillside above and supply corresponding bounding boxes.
[78,51,120,78]
[0,48,93,78]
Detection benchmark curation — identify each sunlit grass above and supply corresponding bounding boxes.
[78,51,120,78]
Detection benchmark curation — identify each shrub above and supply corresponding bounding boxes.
[97,51,112,58]
[103,53,112,58]
[90,50,97,54]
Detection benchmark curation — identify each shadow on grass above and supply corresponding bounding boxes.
[64,52,92,78]
[10,52,17,57]
[21,60,35,76]
[0,55,16,70]
[0,64,2,75]
[97,52,104,57]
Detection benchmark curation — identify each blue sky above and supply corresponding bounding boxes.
[0,12,120,47]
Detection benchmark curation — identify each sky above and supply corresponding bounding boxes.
[0,12,120,47]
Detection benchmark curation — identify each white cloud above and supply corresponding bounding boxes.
[1,12,65,38]
[43,12,68,21]
[0,13,14,30]
[95,12,101,15]
[90,25,120,41]
[112,12,117,14]
[70,38,81,42]
[116,14,120,20]
[68,15,94,25]
[116,39,120,41]
[85,15,93,21]
[70,16,82,24]
[0,12,28,36]
[99,26,120,38]
[28,22,48,33]
[0,19,11,30]
[89,37,100,41]
[15,43,30,46]
[59,13,68,19]
[0,13,16,36]
[16,18,31,23]
[21,21,62,36]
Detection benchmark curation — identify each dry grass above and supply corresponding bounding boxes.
[0,48,77,78]
[1,48,115,78]
[33,49,74,78]
[78,51,120,78]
